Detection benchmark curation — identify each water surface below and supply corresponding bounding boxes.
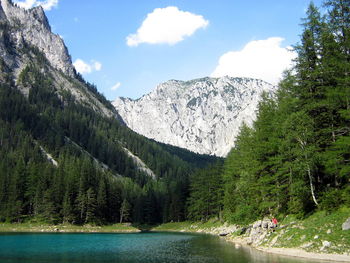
[0,232,322,263]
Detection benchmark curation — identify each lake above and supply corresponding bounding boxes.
[0,232,320,263]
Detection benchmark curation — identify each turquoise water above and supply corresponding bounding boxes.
[0,232,319,263]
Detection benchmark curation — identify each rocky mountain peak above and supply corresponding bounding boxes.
[0,2,5,19]
[0,0,74,76]
[0,0,117,118]
[1,0,49,30]
[113,76,277,157]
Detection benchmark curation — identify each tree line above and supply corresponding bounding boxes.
[1,0,348,226]
[0,32,217,224]
[187,0,350,224]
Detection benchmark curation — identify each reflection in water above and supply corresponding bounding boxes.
[0,232,326,263]
[223,242,325,263]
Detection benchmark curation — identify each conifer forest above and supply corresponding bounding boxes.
[0,0,349,226]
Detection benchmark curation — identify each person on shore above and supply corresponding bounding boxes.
[272,217,278,228]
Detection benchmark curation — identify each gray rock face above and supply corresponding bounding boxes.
[342,217,350,231]
[0,3,5,19]
[0,0,74,76]
[113,76,276,157]
[0,0,115,118]
[0,1,155,177]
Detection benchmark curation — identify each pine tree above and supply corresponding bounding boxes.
[7,157,26,222]
[76,178,87,224]
[119,199,131,223]
[62,190,75,223]
[97,176,108,221]
[85,188,97,224]
[187,163,223,221]
[41,190,59,224]
[283,111,320,207]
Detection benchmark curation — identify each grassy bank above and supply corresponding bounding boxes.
[0,222,140,233]
[153,220,225,233]
[259,207,350,254]
[153,207,350,256]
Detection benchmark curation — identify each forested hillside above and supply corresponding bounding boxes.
[1,0,348,228]
[187,0,350,223]
[0,60,217,225]
[0,2,218,225]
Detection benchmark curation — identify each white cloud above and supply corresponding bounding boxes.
[93,61,102,71]
[111,82,121,91]
[126,6,209,47]
[73,59,102,75]
[14,0,59,11]
[211,37,296,85]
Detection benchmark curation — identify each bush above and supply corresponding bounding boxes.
[320,188,343,213]
[226,204,259,225]
[342,186,350,207]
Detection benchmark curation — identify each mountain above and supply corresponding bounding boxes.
[113,77,277,157]
[0,0,73,76]
[0,0,115,117]
[0,0,217,225]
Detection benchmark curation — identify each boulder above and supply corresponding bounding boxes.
[246,238,253,245]
[268,222,275,229]
[300,242,313,248]
[239,227,248,235]
[342,217,350,231]
[253,220,262,229]
[252,219,273,229]
[320,241,331,251]
[262,221,269,228]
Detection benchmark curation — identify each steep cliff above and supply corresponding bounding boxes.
[1,0,74,76]
[0,0,115,117]
[113,77,277,157]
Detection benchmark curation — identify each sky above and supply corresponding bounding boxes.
[14,0,324,101]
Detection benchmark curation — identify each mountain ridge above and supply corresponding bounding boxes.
[113,76,277,157]
[0,0,216,175]
[0,0,125,121]
[0,0,74,77]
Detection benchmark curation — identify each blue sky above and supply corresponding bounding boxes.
[14,0,323,100]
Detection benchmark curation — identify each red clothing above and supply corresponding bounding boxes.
[272,218,278,225]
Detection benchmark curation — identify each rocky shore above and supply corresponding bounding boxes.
[155,214,350,262]
[221,218,350,262]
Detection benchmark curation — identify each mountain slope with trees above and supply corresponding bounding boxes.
[187,0,350,224]
[0,0,218,225]
[1,0,348,232]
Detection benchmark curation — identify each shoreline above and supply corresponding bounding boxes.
[152,222,350,263]
[1,223,349,262]
[0,223,140,233]
[257,246,350,262]
[224,236,350,263]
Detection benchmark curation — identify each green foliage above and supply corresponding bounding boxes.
[263,208,350,254]
[1,0,349,227]
[0,222,139,233]
[119,199,131,223]
[227,204,259,226]
[220,0,350,224]
[187,162,224,221]
[320,188,344,213]
[0,38,217,225]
